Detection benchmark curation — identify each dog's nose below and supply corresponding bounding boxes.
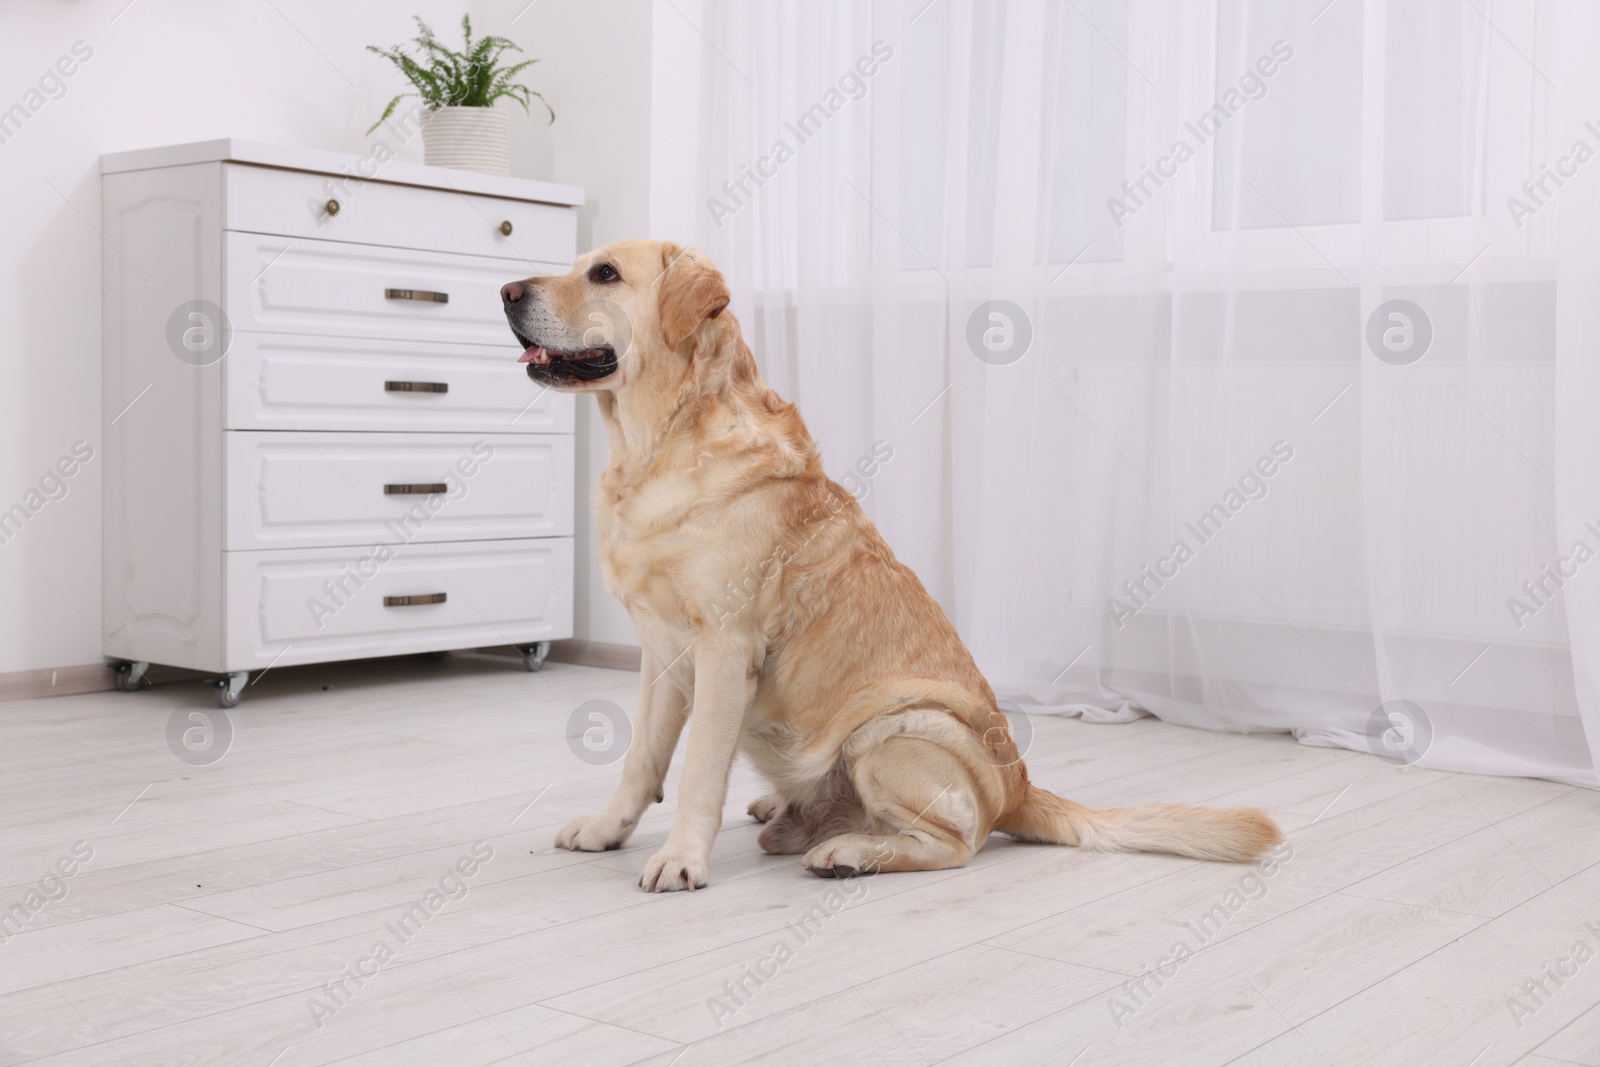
[501,281,525,305]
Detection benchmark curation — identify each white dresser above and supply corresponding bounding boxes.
[100,140,580,706]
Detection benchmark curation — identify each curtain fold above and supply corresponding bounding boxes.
[684,0,1597,786]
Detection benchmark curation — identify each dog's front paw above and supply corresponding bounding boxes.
[639,846,710,893]
[555,814,628,852]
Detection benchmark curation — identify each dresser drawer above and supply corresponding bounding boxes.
[225,332,572,434]
[224,537,573,668]
[226,233,554,345]
[225,432,574,550]
[224,163,577,262]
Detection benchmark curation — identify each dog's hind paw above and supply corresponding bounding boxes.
[804,835,899,878]
[747,795,783,823]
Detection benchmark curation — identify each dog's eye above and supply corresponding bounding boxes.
[589,263,621,284]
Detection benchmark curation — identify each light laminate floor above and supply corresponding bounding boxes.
[1,655,1598,1066]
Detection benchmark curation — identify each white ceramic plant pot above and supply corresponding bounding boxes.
[420,106,510,176]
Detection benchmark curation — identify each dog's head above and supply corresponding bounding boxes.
[501,239,732,395]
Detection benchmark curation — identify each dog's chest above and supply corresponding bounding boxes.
[739,712,809,781]
[594,472,710,615]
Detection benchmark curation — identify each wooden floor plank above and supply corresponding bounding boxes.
[1530,997,1600,1066]
[1295,863,1600,1067]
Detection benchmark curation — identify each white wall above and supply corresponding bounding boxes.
[648,0,708,243]
[0,0,658,674]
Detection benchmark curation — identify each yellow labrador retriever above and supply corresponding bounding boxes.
[501,240,1282,892]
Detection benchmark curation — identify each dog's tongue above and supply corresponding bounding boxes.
[518,346,549,364]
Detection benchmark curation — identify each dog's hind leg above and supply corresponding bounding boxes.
[751,795,813,855]
[802,735,981,877]
[758,773,869,855]
[750,795,825,855]
[756,807,813,855]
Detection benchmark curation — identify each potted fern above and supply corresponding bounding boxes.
[367,15,554,176]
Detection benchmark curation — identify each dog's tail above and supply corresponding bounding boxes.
[997,785,1283,863]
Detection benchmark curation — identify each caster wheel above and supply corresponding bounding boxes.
[519,641,551,672]
[214,670,248,709]
[115,661,150,692]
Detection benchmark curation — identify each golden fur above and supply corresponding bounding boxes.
[501,240,1283,892]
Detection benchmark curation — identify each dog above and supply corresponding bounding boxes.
[501,240,1283,892]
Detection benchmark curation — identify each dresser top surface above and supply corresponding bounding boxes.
[100,138,585,207]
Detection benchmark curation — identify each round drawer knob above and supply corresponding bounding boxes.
[324,198,341,217]
[498,220,514,236]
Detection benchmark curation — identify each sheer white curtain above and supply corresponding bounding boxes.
[677,0,1600,787]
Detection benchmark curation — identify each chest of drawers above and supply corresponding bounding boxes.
[100,140,582,705]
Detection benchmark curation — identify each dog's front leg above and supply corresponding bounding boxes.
[556,644,690,852]
[640,640,756,892]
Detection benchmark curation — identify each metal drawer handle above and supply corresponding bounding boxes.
[385,288,449,304]
[384,593,447,607]
[499,220,513,236]
[384,482,448,495]
[385,380,448,393]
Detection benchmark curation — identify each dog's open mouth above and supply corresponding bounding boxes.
[513,333,619,383]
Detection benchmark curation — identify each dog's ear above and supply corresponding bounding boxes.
[658,244,730,349]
